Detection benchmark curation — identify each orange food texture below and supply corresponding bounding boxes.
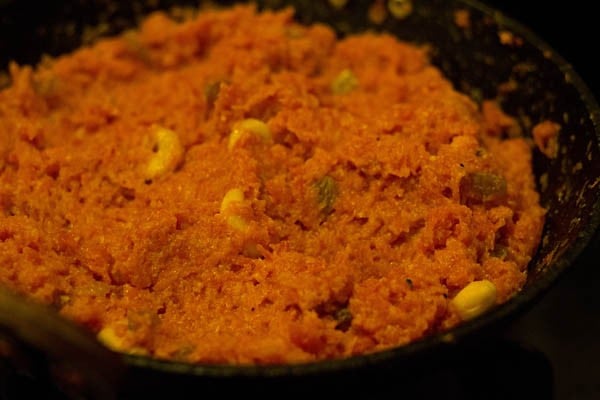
[0,5,545,364]
[533,120,561,159]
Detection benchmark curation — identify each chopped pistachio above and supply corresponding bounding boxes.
[331,69,358,95]
[334,308,353,331]
[491,244,509,260]
[460,172,507,205]
[204,80,223,110]
[314,175,338,216]
[388,0,413,19]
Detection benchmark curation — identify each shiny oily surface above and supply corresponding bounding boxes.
[0,5,545,364]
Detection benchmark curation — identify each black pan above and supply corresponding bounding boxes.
[1,0,598,398]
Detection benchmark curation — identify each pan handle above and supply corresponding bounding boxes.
[0,287,124,399]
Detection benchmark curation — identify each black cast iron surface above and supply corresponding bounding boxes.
[0,1,598,399]
[489,3,600,399]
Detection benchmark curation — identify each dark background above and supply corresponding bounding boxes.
[486,1,599,97]
[485,2,600,399]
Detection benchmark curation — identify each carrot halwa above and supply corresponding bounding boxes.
[0,5,545,364]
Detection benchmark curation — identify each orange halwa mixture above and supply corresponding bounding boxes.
[0,6,545,364]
